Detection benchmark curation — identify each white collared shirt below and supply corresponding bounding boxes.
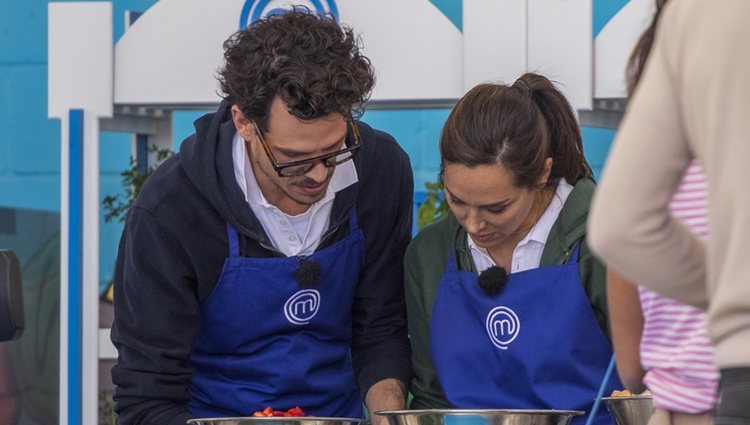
[232,132,358,256]
[468,178,574,274]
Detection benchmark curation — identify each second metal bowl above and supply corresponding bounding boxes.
[601,396,654,425]
[375,409,584,425]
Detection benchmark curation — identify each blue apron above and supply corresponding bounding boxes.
[430,245,619,425]
[188,208,365,418]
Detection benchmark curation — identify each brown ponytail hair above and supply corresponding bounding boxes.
[626,0,669,96]
[440,72,593,189]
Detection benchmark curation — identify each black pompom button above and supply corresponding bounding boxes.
[478,265,508,295]
[295,257,322,287]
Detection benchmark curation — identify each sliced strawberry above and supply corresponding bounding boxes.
[285,406,305,417]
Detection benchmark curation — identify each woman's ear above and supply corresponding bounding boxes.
[537,157,553,187]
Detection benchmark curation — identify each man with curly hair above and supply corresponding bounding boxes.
[110,9,413,425]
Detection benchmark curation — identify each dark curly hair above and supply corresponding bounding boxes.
[218,8,375,130]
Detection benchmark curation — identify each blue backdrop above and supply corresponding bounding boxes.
[0,0,621,293]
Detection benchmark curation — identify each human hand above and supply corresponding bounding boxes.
[365,379,406,425]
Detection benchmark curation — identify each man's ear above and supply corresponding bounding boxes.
[231,105,254,141]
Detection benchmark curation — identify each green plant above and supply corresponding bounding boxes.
[99,390,117,425]
[102,145,173,223]
[416,181,449,230]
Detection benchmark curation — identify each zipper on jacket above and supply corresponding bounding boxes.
[254,227,342,256]
[246,204,349,256]
[318,224,342,250]
[258,241,284,256]
[559,249,572,264]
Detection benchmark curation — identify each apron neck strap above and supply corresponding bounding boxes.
[226,223,241,257]
[568,242,582,265]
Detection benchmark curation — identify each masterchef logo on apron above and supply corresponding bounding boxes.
[284,289,321,325]
[485,306,520,349]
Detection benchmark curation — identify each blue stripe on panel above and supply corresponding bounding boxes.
[593,0,630,37]
[429,0,462,32]
[68,108,84,425]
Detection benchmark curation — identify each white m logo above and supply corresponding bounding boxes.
[284,289,321,325]
[485,306,520,350]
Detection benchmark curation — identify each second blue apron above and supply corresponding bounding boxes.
[430,245,620,425]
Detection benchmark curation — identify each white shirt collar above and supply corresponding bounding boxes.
[518,178,573,246]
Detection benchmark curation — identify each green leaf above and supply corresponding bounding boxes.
[416,179,448,231]
[102,145,174,222]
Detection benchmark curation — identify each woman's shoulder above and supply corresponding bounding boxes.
[406,213,460,261]
[542,178,596,263]
[566,178,596,207]
[557,177,597,234]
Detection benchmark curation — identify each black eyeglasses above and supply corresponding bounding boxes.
[252,119,361,177]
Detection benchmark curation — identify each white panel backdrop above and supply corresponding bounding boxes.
[113,0,637,110]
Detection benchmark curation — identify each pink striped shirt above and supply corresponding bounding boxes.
[638,161,719,412]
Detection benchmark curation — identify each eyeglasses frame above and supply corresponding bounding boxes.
[251,118,361,177]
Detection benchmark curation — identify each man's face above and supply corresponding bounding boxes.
[232,97,349,215]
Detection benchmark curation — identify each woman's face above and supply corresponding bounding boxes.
[442,162,541,251]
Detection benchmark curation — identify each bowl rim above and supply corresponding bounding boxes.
[600,396,653,401]
[187,417,367,423]
[374,409,585,416]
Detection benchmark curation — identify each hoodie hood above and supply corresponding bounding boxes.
[178,100,266,239]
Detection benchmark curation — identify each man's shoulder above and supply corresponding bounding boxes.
[355,121,410,165]
[132,154,195,213]
[351,121,413,206]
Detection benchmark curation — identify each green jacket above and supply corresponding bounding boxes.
[404,178,608,409]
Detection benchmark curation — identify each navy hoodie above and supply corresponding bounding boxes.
[110,101,414,425]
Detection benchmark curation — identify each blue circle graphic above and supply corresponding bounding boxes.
[239,0,339,29]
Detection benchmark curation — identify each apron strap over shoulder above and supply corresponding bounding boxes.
[226,223,240,258]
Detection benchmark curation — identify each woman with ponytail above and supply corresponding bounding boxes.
[405,73,618,425]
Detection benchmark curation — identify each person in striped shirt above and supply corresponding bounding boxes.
[601,1,718,423]
[608,162,718,423]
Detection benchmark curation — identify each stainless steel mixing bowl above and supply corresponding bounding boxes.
[187,417,368,425]
[375,409,584,425]
[601,396,654,425]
